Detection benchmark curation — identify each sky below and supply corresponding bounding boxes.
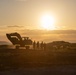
[0,0,76,43]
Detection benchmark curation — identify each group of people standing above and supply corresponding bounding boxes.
[33,41,46,50]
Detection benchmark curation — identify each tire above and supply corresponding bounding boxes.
[25,46,30,49]
[16,46,19,49]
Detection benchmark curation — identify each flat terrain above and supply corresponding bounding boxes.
[0,49,76,75]
[0,65,76,75]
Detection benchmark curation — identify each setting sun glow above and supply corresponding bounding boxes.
[40,14,56,30]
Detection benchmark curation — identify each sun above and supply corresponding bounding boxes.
[40,14,56,30]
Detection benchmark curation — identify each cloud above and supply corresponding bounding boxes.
[21,30,76,36]
[7,25,23,28]
[19,30,76,43]
[0,28,76,43]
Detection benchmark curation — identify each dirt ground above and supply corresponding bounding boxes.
[0,49,76,75]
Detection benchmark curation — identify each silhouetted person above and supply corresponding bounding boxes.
[37,41,39,49]
[33,41,36,49]
[40,41,44,50]
[43,43,46,50]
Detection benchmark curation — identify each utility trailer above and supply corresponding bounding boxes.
[6,32,32,49]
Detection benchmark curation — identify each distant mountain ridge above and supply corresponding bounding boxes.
[0,41,11,45]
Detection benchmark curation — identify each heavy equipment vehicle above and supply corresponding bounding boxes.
[6,32,32,49]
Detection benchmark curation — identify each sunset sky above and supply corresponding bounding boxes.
[0,0,76,43]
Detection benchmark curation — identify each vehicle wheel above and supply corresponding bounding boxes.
[16,46,19,49]
[26,46,30,49]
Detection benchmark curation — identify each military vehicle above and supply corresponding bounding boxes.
[6,32,32,49]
